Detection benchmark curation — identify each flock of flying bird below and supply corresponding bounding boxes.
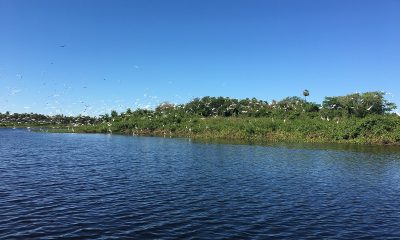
[1,44,168,117]
[1,44,399,117]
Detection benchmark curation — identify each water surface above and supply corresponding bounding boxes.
[1,128,400,239]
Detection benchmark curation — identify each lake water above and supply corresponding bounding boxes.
[1,128,400,239]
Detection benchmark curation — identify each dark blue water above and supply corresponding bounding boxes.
[1,128,400,239]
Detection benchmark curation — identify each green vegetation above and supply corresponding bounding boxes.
[0,111,98,127]
[2,91,400,145]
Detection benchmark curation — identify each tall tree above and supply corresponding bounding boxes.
[111,110,118,118]
[303,89,310,102]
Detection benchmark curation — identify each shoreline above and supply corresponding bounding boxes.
[16,125,400,146]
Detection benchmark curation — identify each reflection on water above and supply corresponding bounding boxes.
[1,128,400,239]
[192,137,400,154]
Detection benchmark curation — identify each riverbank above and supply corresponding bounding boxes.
[3,92,399,145]
[41,114,400,145]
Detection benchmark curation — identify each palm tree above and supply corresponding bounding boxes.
[303,89,310,102]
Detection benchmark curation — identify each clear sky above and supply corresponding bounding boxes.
[1,0,399,116]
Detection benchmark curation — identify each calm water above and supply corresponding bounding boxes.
[1,128,400,239]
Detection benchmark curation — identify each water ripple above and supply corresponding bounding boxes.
[1,128,400,239]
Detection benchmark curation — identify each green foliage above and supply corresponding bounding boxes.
[322,91,396,117]
[111,110,118,118]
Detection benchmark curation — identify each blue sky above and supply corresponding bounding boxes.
[1,0,399,115]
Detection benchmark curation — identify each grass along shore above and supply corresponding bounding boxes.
[54,114,400,145]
